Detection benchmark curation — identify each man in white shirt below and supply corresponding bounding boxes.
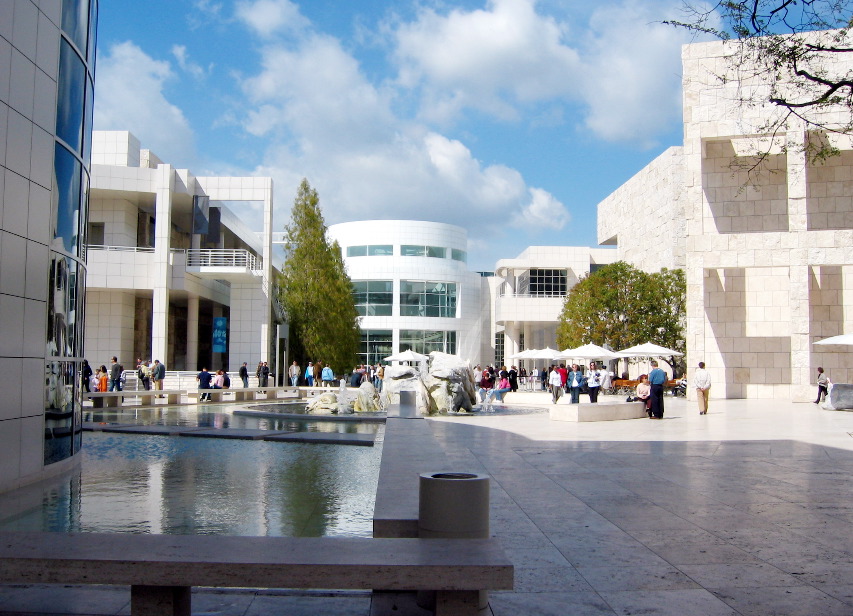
[692,361,712,415]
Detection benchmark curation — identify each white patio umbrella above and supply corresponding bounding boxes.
[384,349,429,362]
[507,349,536,359]
[522,347,564,361]
[617,342,684,357]
[559,343,622,360]
[813,334,853,346]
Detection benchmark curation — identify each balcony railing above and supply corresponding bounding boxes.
[186,249,261,271]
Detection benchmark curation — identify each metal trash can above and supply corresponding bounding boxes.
[418,472,490,612]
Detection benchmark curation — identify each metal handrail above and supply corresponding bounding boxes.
[186,249,262,271]
[86,245,155,253]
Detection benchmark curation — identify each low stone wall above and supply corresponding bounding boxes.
[550,401,647,422]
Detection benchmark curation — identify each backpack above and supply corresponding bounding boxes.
[223,374,231,388]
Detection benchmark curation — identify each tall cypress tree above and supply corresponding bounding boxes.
[279,179,360,374]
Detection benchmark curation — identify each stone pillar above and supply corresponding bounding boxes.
[151,165,173,364]
[786,127,808,232]
[186,295,199,371]
[790,265,811,400]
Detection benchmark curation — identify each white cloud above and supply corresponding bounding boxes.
[235,0,309,38]
[393,0,581,123]
[388,0,689,145]
[171,45,211,80]
[93,41,196,164]
[576,0,689,144]
[236,29,569,244]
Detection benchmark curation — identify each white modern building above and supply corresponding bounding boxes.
[1,0,98,492]
[598,32,853,401]
[86,131,284,375]
[328,220,485,364]
[490,246,617,364]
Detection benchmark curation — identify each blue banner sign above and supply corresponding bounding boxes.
[213,317,227,353]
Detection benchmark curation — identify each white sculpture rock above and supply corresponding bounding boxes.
[380,352,476,415]
[306,381,381,414]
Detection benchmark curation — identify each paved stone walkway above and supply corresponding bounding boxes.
[2,395,853,615]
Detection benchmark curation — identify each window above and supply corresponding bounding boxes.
[56,39,87,155]
[88,222,104,245]
[360,330,393,366]
[368,245,393,256]
[494,332,505,368]
[451,249,467,263]
[353,280,393,316]
[347,245,393,257]
[400,330,456,355]
[52,143,83,256]
[401,245,446,258]
[400,281,457,317]
[517,269,567,297]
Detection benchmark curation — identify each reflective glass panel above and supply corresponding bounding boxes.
[359,330,393,366]
[451,249,467,263]
[347,245,367,257]
[61,0,89,55]
[426,246,446,258]
[400,281,456,317]
[399,330,456,355]
[56,40,86,155]
[401,245,427,257]
[52,143,82,255]
[47,254,80,358]
[44,360,81,465]
[367,245,393,256]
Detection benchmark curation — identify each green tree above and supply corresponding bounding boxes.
[279,179,360,375]
[556,262,686,373]
[666,0,853,173]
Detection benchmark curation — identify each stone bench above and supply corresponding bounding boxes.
[83,392,125,408]
[231,386,303,401]
[550,401,647,422]
[0,531,512,616]
[134,389,184,405]
[186,389,225,403]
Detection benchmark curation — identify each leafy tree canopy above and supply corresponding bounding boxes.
[556,262,686,373]
[666,0,853,173]
[279,179,360,375]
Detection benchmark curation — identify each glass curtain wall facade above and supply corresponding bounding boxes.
[45,0,98,465]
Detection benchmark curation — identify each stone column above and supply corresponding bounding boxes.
[186,295,199,371]
[790,265,811,401]
[151,165,173,364]
[786,127,808,233]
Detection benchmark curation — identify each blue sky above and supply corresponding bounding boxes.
[94,0,695,270]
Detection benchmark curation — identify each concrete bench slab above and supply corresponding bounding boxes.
[134,390,184,405]
[96,425,205,436]
[84,392,125,408]
[550,401,647,422]
[180,428,288,440]
[0,532,512,616]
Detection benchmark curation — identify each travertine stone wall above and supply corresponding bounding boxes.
[599,32,853,400]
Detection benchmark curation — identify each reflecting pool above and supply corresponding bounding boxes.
[0,430,382,537]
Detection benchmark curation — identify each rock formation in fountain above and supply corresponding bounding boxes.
[380,352,476,414]
[306,381,381,414]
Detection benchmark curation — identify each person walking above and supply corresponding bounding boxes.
[305,362,314,387]
[81,360,92,393]
[288,361,300,387]
[693,361,712,414]
[109,357,123,392]
[648,360,667,419]
[196,367,213,401]
[321,364,335,387]
[260,362,270,388]
[239,362,249,388]
[152,359,166,396]
[815,367,829,404]
[549,367,564,404]
[567,364,583,404]
[585,361,604,403]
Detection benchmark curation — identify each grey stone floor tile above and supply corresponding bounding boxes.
[512,565,595,592]
[490,591,617,616]
[821,584,853,606]
[649,542,764,566]
[772,561,853,586]
[711,585,852,616]
[243,593,370,616]
[676,563,809,589]
[627,528,729,547]
[600,588,740,616]
[0,585,129,615]
[494,531,554,550]
[505,546,571,567]
[575,564,700,591]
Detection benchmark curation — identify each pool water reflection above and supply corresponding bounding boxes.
[0,430,382,537]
